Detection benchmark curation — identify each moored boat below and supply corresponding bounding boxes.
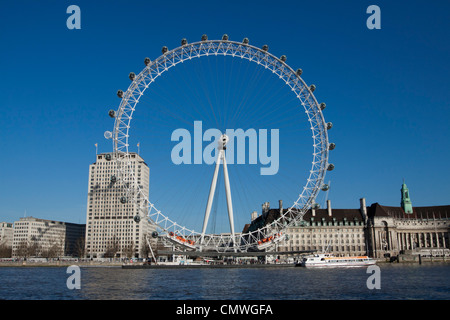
[296,253,376,267]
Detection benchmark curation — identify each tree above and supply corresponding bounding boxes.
[15,240,29,258]
[140,236,157,259]
[74,237,85,258]
[28,238,40,257]
[0,244,12,258]
[42,242,60,259]
[104,236,120,259]
[124,240,135,259]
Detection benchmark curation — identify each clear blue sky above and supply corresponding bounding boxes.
[1,1,449,231]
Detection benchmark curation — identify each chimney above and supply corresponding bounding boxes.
[360,198,367,221]
[327,200,332,217]
[251,211,258,222]
[312,207,316,217]
[262,202,268,214]
[279,200,283,215]
[262,202,270,219]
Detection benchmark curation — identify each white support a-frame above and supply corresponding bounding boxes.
[200,134,235,250]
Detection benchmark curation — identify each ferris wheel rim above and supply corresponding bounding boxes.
[111,37,331,252]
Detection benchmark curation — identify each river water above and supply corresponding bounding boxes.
[0,263,448,300]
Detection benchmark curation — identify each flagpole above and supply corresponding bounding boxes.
[95,143,98,155]
[137,142,140,155]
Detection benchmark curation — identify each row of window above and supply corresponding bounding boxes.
[281,245,366,252]
[290,233,363,238]
[289,239,364,245]
[297,221,364,226]
[289,228,364,233]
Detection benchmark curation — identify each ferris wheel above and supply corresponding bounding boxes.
[106,34,334,252]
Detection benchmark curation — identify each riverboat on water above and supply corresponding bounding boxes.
[296,253,376,268]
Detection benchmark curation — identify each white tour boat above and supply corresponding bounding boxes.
[297,253,376,268]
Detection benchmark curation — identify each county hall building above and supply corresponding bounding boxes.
[247,182,449,258]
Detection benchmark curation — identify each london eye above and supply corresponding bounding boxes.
[106,35,334,253]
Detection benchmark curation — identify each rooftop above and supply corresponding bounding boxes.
[368,203,450,220]
[243,201,450,232]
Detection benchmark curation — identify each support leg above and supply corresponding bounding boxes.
[200,152,221,245]
[222,153,235,249]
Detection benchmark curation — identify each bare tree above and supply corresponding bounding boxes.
[0,244,12,258]
[42,243,58,259]
[57,233,65,258]
[15,240,29,258]
[124,240,135,259]
[28,238,40,257]
[104,235,120,259]
[74,237,85,258]
[140,237,153,259]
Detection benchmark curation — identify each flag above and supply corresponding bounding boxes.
[137,142,140,147]
[95,143,98,147]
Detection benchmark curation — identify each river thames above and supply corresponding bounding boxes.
[0,263,449,300]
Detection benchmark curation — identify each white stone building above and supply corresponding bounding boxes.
[244,183,449,259]
[12,217,85,258]
[85,152,154,259]
[0,222,13,248]
[251,200,369,257]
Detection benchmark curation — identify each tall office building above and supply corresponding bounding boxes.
[85,152,153,259]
